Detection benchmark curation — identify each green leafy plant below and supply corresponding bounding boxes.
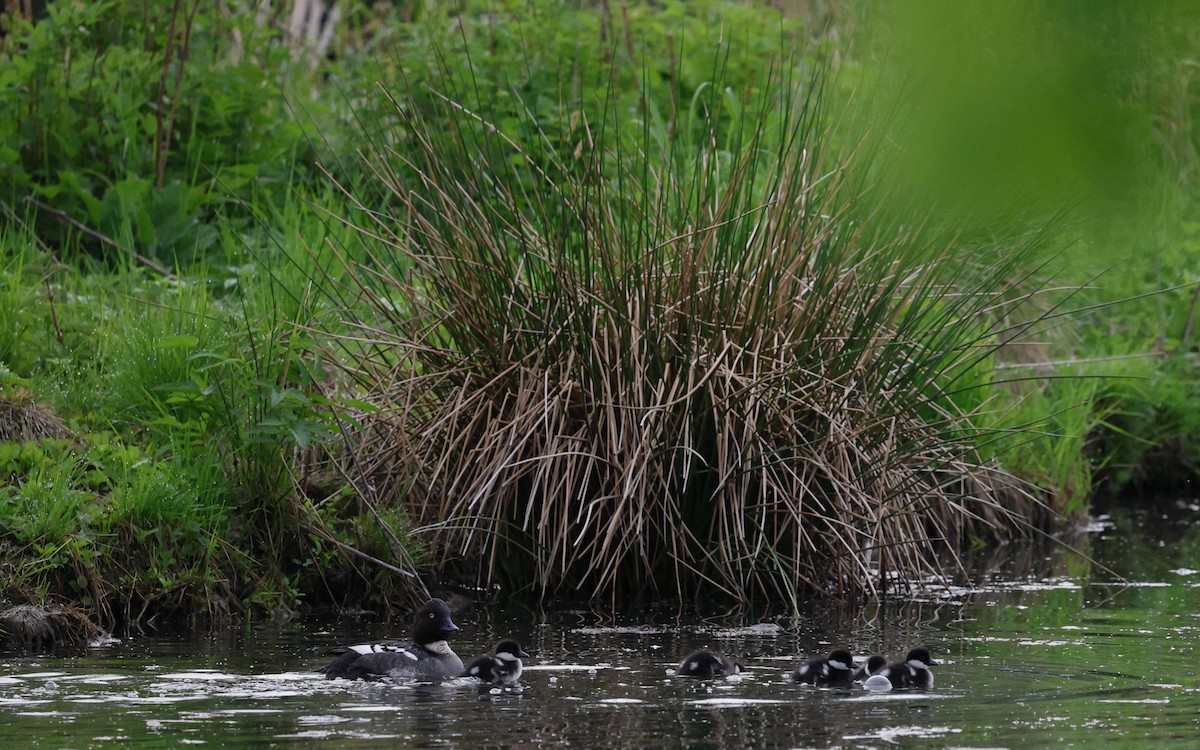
[0,0,324,263]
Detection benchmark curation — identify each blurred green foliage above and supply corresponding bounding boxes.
[867,0,1190,234]
[0,0,322,263]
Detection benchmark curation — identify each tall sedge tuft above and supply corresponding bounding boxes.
[326,48,1047,605]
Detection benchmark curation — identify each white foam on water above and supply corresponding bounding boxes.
[88,634,122,648]
[160,671,237,681]
[712,623,783,637]
[688,698,789,707]
[126,695,209,705]
[841,692,951,703]
[275,729,401,740]
[524,664,621,672]
[0,697,52,706]
[55,673,127,684]
[296,714,352,724]
[571,626,666,635]
[1011,581,1081,591]
[259,671,323,682]
[341,704,403,713]
[207,708,284,715]
[844,725,963,741]
[1018,640,1078,647]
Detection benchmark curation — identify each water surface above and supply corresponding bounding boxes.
[3,503,1199,748]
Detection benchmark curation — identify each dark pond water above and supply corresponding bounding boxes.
[4,503,1200,748]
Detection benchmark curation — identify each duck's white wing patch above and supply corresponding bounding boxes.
[348,643,418,660]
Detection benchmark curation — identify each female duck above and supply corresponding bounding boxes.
[321,598,464,680]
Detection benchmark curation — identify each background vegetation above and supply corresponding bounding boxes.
[1,0,1197,628]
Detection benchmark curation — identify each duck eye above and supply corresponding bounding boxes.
[428,612,435,619]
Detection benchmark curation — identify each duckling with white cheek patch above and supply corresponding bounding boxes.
[867,647,938,690]
[463,639,530,685]
[792,649,856,687]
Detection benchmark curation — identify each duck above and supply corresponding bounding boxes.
[867,647,938,690]
[791,649,855,687]
[320,598,465,680]
[462,638,530,685]
[676,649,742,677]
[853,654,887,681]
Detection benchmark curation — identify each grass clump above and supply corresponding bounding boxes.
[326,37,1053,604]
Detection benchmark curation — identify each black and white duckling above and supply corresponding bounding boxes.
[791,649,856,687]
[462,639,530,685]
[676,649,742,677]
[865,647,938,691]
[853,654,887,681]
[320,598,464,680]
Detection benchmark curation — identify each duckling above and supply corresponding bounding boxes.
[676,649,742,677]
[462,638,530,685]
[868,647,938,690]
[854,654,887,681]
[792,649,855,687]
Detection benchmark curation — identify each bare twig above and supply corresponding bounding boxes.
[994,351,1165,371]
[303,522,420,580]
[23,197,175,279]
[154,0,199,189]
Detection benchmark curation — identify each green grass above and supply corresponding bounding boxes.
[0,196,427,626]
[0,0,1198,623]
